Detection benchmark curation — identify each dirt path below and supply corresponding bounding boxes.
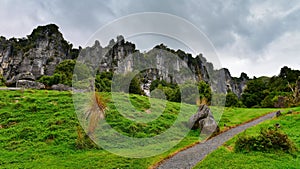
[156,112,276,169]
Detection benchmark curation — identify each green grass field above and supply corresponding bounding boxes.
[194,108,300,169]
[0,90,280,168]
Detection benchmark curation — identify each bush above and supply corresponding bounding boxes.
[225,91,239,107]
[38,60,91,87]
[198,81,212,103]
[241,78,268,107]
[150,80,181,102]
[129,76,144,95]
[38,75,53,87]
[235,128,297,153]
[111,72,144,95]
[180,82,198,104]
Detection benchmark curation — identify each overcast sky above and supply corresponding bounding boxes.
[0,0,299,77]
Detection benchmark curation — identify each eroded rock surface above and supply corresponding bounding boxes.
[188,105,220,135]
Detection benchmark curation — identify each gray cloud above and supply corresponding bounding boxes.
[0,0,299,77]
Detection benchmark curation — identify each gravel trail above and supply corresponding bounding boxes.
[156,112,276,169]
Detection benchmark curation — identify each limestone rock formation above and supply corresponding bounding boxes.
[188,105,220,135]
[16,80,45,89]
[0,24,76,87]
[51,84,72,91]
[0,24,246,97]
[214,68,248,97]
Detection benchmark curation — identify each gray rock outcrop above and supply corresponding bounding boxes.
[79,42,247,96]
[188,105,220,135]
[16,80,45,89]
[51,84,72,91]
[0,24,247,96]
[0,24,76,87]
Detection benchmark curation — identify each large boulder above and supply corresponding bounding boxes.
[51,84,72,91]
[188,105,219,135]
[16,80,45,89]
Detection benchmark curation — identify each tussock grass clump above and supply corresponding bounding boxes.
[85,93,107,137]
[75,126,99,150]
[235,127,297,153]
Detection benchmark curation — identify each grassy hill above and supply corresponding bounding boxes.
[0,90,279,168]
[194,108,300,169]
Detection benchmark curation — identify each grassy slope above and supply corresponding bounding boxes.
[0,90,278,168]
[194,108,300,169]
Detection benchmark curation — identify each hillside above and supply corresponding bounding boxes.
[194,108,300,169]
[0,90,278,168]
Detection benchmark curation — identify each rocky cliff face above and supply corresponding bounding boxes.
[79,39,247,96]
[0,24,76,87]
[213,68,248,97]
[79,35,136,72]
[0,24,246,95]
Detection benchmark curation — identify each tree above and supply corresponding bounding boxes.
[279,66,300,82]
[198,81,212,104]
[180,82,199,104]
[225,91,239,107]
[241,78,268,107]
[38,59,91,87]
[129,76,144,95]
[287,79,300,105]
[95,72,113,92]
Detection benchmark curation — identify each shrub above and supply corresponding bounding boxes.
[198,81,212,103]
[85,93,107,137]
[235,128,297,153]
[38,60,91,87]
[38,75,54,87]
[129,76,144,95]
[225,91,239,107]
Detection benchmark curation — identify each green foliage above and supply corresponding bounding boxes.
[54,59,76,76]
[38,73,65,87]
[111,73,144,95]
[30,24,59,40]
[197,81,212,103]
[95,72,112,92]
[179,82,198,104]
[129,76,144,95]
[242,78,269,108]
[260,92,290,108]
[195,110,300,169]
[268,76,290,92]
[239,66,300,108]
[53,59,75,86]
[225,91,241,107]
[150,79,173,91]
[38,60,90,87]
[149,80,211,104]
[158,85,181,102]
[75,126,99,149]
[261,94,277,108]
[235,128,297,153]
[37,75,52,86]
[0,74,5,86]
[279,66,300,83]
